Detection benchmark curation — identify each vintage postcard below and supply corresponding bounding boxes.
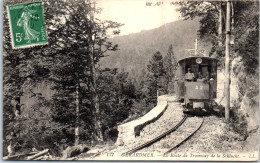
[2,0,259,161]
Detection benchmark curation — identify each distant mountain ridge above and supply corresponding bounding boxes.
[100,18,201,78]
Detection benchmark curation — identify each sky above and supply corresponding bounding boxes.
[96,0,181,36]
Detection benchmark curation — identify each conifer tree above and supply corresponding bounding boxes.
[3,0,122,154]
[43,0,122,144]
[146,51,166,104]
[163,45,178,93]
[3,0,51,154]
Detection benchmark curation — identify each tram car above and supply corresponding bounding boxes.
[176,55,218,112]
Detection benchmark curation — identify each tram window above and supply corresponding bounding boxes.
[190,65,199,77]
[202,66,209,76]
[198,65,209,79]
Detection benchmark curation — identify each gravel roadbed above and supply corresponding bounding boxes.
[112,102,184,154]
[140,116,203,154]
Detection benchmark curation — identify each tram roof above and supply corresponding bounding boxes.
[178,55,218,63]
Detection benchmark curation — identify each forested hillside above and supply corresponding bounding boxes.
[100,18,205,79]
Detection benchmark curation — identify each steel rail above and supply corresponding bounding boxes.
[122,114,188,155]
[163,117,204,154]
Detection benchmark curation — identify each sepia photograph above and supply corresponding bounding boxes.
[2,0,259,161]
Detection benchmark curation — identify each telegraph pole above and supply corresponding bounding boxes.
[185,39,199,56]
[225,1,231,122]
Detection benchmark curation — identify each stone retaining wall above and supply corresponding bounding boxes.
[115,95,178,146]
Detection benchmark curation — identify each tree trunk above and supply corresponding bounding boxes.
[14,96,21,117]
[75,78,80,145]
[91,55,103,142]
[90,1,103,143]
[15,96,21,138]
[231,2,234,31]
[218,3,223,46]
[94,91,103,142]
[90,43,103,143]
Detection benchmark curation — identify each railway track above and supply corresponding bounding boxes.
[122,115,204,156]
[163,117,204,155]
[122,114,188,155]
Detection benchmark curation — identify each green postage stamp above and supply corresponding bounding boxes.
[7,1,48,49]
